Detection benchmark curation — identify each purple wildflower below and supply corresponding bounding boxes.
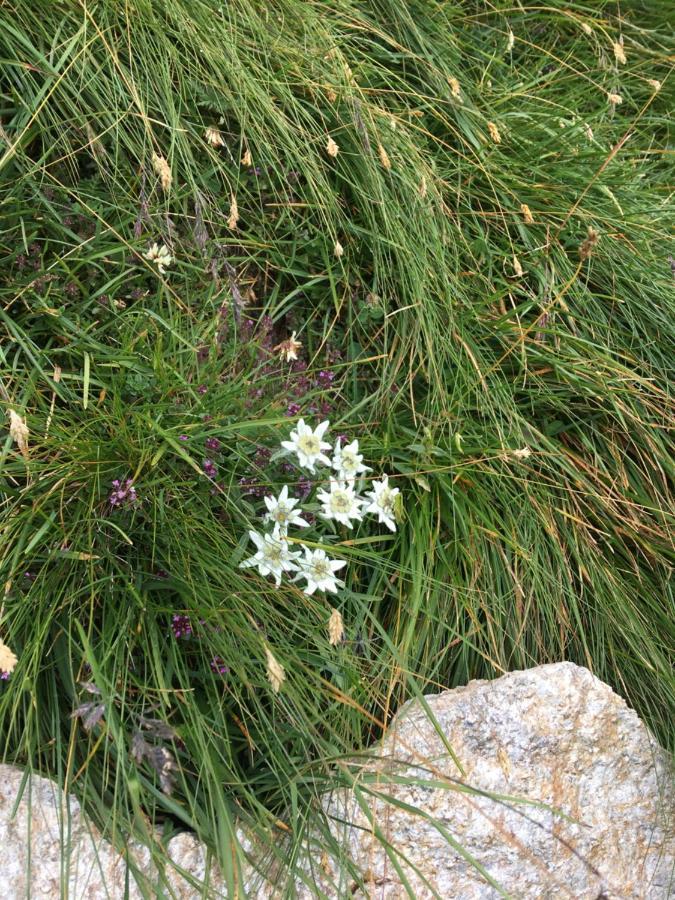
[0,671,10,681]
[108,478,139,509]
[197,384,208,395]
[286,402,302,417]
[178,434,189,442]
[210,656,230,676]
[203,458,218,480]
[205,437,221,452]
[316,369,335,387]
[297,476,313,500]
[254,445,272,467]
[171,614,193,639]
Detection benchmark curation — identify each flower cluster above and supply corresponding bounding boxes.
[239,420,400,595]
[108,478,139,509]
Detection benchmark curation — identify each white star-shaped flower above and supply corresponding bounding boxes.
[239,526,301,586]
[281,419,331,472]
[263,485,310,534]
[331,439,371,482]
[317,479,364,529]
[364,474,400,532]
[294,546,346,595]
[144,242,173,274]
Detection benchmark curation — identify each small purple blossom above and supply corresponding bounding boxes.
[210,656,230,676]
[171,614,193,639]
[203,458,218,480]
[254,445,271,467]
[0,671,10,681]
[108,478,139,509]
[205,437,221,452]
[286,402,302,417]
[297,476,313,500]
[239,475,265,498]
[197,384,208,395]
[316,369,335,387]
[178,434,189,442]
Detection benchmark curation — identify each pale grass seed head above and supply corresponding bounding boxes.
[608,93,623,106]
[334,240,344,259]
[152,153,172,192]
[274,331,302,363]
[326,136,339,158]
[241,149,252,166]
[205,126,225,148]
[8,409,29,459]
[328,608,344,646]
[647,79,661,92]
[0,639,17,675]
[419,175,427,198]
[520,203,534,224]
[512,255,524,277]
[265,646,285,693]
[506,29,514,52]
[448,76,461,101]
[613,39,626,66]
[227,194,239,230]
[378,143,391,170]
[488,122,501,144]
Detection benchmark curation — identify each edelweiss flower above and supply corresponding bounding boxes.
[331,439,371,482]
[281,419,331,472]
[317,479,364,528]
[263,485,310,533]
[239,526,301,586]
[294,546,346,595]
[144,242,173,274]
[364,474,400,532]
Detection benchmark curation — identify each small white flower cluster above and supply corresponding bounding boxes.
[239,420,400,595]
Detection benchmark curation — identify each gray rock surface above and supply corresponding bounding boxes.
[0,764,242,897]
[315,662,674,898]
[1,663,672,898]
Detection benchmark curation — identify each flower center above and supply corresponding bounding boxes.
[312,560,330,579]
[332,491,351,512]
[341,452,357,471]
[276,509,288,523]
[265,544,282,563]
[298,434,320,455]
[378,488,393,510]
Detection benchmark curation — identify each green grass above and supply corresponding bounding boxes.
[1,0,673,894]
